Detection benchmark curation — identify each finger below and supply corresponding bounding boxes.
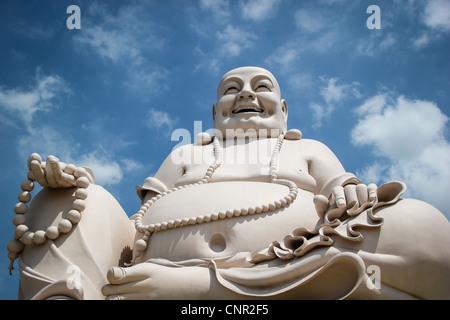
[49,157,64,183]
[332,186,346,208]
[45,156,58,186]
[74,166,94,183]
[82,167,95,184]
[356,184,368,205]
[106,265,150,285]
[30,160,48,187]
[102,281,148,297]
[27,153,42,170]
[313,194,329,217]
[344,184,358,208]
[60,172,77,186]
[368,183,377,201]
[104,292,147,300]
[64,164,76,175]
[50,160,75,187]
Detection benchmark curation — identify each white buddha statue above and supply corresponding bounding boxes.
[7,67,450,300]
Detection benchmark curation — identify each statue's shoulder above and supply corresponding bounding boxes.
[285,137,340,166]
[286,137,331,152]
[170,142,195,153]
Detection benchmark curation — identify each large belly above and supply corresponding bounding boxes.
[135,181,319,263]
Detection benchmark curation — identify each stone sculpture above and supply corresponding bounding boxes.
[7,66,450,300]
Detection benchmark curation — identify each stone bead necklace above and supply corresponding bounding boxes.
[7,157,91,275]
[130,132,300,264]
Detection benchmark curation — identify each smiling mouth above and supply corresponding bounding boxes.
[232,105,264,114]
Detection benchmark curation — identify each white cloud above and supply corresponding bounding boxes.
[17,125,78,162]
[18,126,143,187]
[77,147,124,186]
[200,0,231,21]
[412,32,431,49]
[240,0,281,21]
[423,0,450,31]
[354,94,387,116]
[0,70,70,125]
[216,25,257,57]
[352,95,448,159]
[309,103,334,130]
[74,2,165,64]
[0,69,142,187]
[287,73,314,91]
[123,67,170,95]
[293,8,343,53]
[321,78,347,104]
[295,9,325,33]
[356,32,398,57]
[351,94,450,215]
[265,48,300,72]
[145,108,179,132]
[72,2,169,97]
[308,77,359,128]
[11,20,56,40]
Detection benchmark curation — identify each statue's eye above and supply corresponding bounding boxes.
[224,86,239,94]
[255,84,270,92]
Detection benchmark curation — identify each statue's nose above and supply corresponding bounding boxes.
[239,88,255,100]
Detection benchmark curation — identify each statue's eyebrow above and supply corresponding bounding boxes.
[251,75,274,87]
[221,76,243,87]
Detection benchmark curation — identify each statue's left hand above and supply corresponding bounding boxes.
[332,183,378,209]
[102,263,211,300]
[27,153,95,188]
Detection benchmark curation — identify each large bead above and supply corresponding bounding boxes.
[135,239,147,251]
[14,224,28,239]
[18,191,32,203]
[58,219,73,234]
[195,132,212,145]
[12,214,26,226]
[284,129,302,140]
[14,202,28,214]
[72,199,86,212]
[21,179,34,191]
[7,239,24,253]
[46,226,59,240]
[21,231,35,245]
[66,209,82,224]
[33,230,47,244]
[75,176,90,189]
[75,188,88,200]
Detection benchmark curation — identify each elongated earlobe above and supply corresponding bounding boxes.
[281,99,288,133]
[212,103,217,122]
[281,99,288,117]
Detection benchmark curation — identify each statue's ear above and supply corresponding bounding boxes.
[281,99,288,133]
[212,103,217,122]
[281,99,288,119]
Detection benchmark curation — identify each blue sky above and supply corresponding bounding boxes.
[1,0,449,299]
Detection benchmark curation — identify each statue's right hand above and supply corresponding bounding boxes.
[27,153,95,188]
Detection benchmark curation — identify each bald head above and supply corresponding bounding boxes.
[213,66,287,137]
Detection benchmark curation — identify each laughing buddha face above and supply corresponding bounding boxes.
[213,66,288,138]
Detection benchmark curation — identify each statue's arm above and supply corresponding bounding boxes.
[136,146,186,201]
[303,139,376,213]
